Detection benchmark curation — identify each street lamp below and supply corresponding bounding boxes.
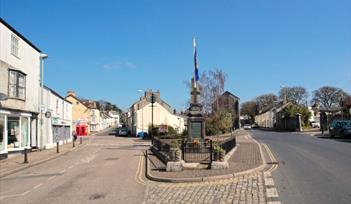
[280,85,286,104]
[137,89,144,136]
[39,53,48,150]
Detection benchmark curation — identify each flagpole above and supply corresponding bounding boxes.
[193,37,197,89]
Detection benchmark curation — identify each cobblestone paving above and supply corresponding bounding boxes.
[144,172,266,204]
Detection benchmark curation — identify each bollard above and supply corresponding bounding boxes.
[80,136,82,144]
[56,142,59,153]
[23,148,28,163]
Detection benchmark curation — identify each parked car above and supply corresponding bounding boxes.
[310,121,320,128]
[329,120,351,138]
[116,127,129,137]
[243,124,252,130]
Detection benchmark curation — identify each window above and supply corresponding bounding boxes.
[7,117,20,148]
[21,117,29,147]
[8,70,26,100]
[56,99,59,114]
[11,34,19,57]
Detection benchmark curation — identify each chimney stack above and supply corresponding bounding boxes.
[67,90,76,97]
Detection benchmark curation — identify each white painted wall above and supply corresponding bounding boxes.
[42,87,72,149]
[0,20,41,152]
[135,102,185,134]
[0,22,40,113]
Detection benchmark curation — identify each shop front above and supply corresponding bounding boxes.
[0,110,31,159]
[51,117,72,145]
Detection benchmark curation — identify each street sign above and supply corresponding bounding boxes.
[45,111,52,118]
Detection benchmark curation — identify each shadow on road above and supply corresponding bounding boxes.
[317,136,351,143]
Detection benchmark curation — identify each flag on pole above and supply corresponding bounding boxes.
[193,37,199,88]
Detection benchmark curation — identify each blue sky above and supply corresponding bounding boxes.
[1,0,350,111]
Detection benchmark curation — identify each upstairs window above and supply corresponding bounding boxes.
[8,70,26,100]
[11,34,19,57]
[56,99,59,114]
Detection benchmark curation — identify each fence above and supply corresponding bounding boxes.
[182,140,212,164]
[220,136,236,154]
[152,135,236,165]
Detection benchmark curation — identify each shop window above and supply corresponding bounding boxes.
[21,117,29,147]
[0,115,5,152]
[7,117,20,148]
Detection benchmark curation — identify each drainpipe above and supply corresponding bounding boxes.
[39,53,48,150]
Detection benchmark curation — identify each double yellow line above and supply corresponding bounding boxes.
[262,143,279,173]
[135,152,147,186]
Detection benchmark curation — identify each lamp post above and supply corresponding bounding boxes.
[39,53,48,150]
[151,93,155,144]
[137,90,144,137]
[280,85,286,104]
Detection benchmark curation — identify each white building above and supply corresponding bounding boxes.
[108,111,120,127]
[89,108,101,132]
[0,18,43,159]
[128,90,185,136]
[42,86,72,149]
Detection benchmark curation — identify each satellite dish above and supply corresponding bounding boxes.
[0,93,8,101]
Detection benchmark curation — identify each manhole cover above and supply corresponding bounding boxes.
[89,193,105,200]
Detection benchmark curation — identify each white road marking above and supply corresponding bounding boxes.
[264,172,272,177]
[59,169,66,174]
[266,187,279,198]
[68,165,74,169]
[48,175,57,181]
[33,183,43,189]
[0,190,31,200]
[22,190,30,195]
[265,177,275,186]
[268,202,282,204]
[81,154,96,163]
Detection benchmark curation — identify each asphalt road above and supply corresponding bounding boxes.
[0,129,150,204]
[250,129,351,204]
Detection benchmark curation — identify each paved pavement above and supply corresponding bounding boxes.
[0,128,282,204]
[250,129,351,204]
[0,127,114,178]
[0,129,150,204]
[143,132,281,204]
[144,172,267,204]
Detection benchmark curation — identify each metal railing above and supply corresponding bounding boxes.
[220,136,236,154]
[182,140,212,164]
[153,137,171,152]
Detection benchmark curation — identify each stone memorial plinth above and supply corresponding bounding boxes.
[187,79,205,141]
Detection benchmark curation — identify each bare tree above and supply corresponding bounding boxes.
[183,68,227,113]
[209,69,227,112]
[240,101,258,119]
[279,86,308,105]
[256,94,278,113]
[311,86,349,108]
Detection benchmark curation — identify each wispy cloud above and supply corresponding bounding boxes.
[101,62,137,70]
